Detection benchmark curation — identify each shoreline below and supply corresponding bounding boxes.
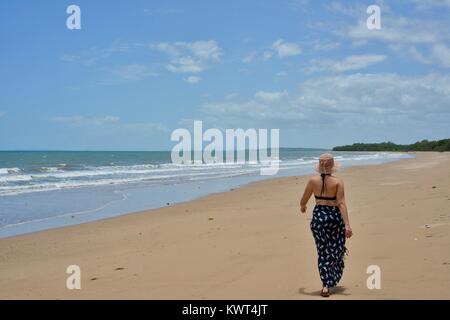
[0,152,410,239]
[1,152,449,299]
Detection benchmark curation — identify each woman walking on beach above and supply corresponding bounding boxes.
[300,153,353,297]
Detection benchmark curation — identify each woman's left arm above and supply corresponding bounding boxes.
[300,179,313,214]
[336,180,352,238]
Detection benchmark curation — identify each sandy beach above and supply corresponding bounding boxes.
[0,152,449,300]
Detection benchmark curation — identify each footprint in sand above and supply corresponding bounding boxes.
[419,223,450,229]
[115,267,125,271]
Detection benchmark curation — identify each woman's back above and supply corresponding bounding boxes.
[311,175,339,197]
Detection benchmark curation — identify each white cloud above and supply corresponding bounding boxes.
[389,44,430,64]
[225,93,238,100]
[167,57,205,73]
[262,51,274,61]
[307,54,387,73]
[199,73,450,128]
[340,10,450,68]
[242,52,257,63]
[0,112,5,118]
[184,76,202,84]
[294,73,450,116]
[200,100,306,127]
[345,18,441,45]
[184,41,222,60]
[271,39,302,58]
[150,40,222,73]
[254,90,288,102]
[390,43,450,68]
[60,41,161,86]
[325,1,364,17]
[431,44,450,68]
[242,39,304,64]
[151,42,180,56]
[311,40,341,51]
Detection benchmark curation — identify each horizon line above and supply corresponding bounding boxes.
[0,147,331,152]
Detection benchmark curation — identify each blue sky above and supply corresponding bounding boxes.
[0,0,449,150]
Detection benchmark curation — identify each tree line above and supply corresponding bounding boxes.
[332,139,450,152]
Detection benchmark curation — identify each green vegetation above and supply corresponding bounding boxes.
[333,139,450,152]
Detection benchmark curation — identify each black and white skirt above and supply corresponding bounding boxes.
[310,205,347,288]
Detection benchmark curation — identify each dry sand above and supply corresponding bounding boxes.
[0,152,449,300]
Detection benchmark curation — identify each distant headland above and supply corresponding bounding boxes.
[333,139,450,152]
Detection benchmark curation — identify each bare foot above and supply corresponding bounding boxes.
[320,287,330,297]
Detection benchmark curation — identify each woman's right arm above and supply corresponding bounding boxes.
[336,180,353,238]
[300,179,313,214]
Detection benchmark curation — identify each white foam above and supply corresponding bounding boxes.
[0,175,32,183]
[0,168,21,175]
[39,167,61,173]
[0,152,411,197]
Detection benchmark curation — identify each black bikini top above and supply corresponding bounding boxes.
[314,173,337,201]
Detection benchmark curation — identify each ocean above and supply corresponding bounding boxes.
[0,150,412,237]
